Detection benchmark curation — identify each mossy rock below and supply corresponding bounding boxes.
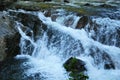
[64,57,86,72]
[64,57,88,80]
[69,72,89,80]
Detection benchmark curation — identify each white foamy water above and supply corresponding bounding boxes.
[15,9,120,80]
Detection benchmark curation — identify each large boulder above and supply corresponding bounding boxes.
[0,12,20,62]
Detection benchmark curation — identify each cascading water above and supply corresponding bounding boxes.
[2,8,120,80]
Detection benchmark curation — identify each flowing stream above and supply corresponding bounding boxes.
[1,8,120,80]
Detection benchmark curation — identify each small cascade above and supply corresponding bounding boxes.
[3,9,120,80]
[87,17,120,48]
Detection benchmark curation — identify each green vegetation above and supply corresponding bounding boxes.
[64,57,79,72]
[64,57,89,80]
[11,1,62,10]
[69,72,89,80]
[10,1,97,16]
[10,1,116,16]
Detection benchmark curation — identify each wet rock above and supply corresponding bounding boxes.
[76,16,89,29]
[0,37,6,62]
[99,3,116,8]
[63,57,86,72]
[21,0,44,1]
[5,33,20,59]
[84,3,92,6]
[9,10,49,40]
[103,53,115,69]
[64,17,74,27]
[8,11,49,56]
[51,11,61,21]
[69,72,89,80]
[0,57,44,80]
[64,0,69,3]
[104,63,115,69]
[22,0,52,2]
[0,5,5,11]
[51,14,58,21]
[0,0,17,10]
[0,12,20,62]
[44,0,52,2]
[88,18,120,48]
[9,11,44,39]
[44,10,51,17]
[63,57,88,80]
[90,47,115,69]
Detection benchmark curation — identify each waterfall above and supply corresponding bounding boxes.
[14,9,120,80]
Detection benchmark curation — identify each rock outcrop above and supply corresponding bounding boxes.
[0,12,20,62]
[9,11,46,40]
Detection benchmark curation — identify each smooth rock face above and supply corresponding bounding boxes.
[0,12,20,62]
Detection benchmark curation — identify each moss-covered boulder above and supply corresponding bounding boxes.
[63,57,88,80]
[69,72,89,80]
[64,57,86,72]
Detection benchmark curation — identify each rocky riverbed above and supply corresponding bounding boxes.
[0,0,120,67]
[0,0,120,80]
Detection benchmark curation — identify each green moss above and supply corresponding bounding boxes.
[9,1,119,16]
[11,1,62,11]
[64,57,79,72]
[64,57,88,80]
[10,1,97,15]
[69,72,89,80]
[64,6,87,14]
